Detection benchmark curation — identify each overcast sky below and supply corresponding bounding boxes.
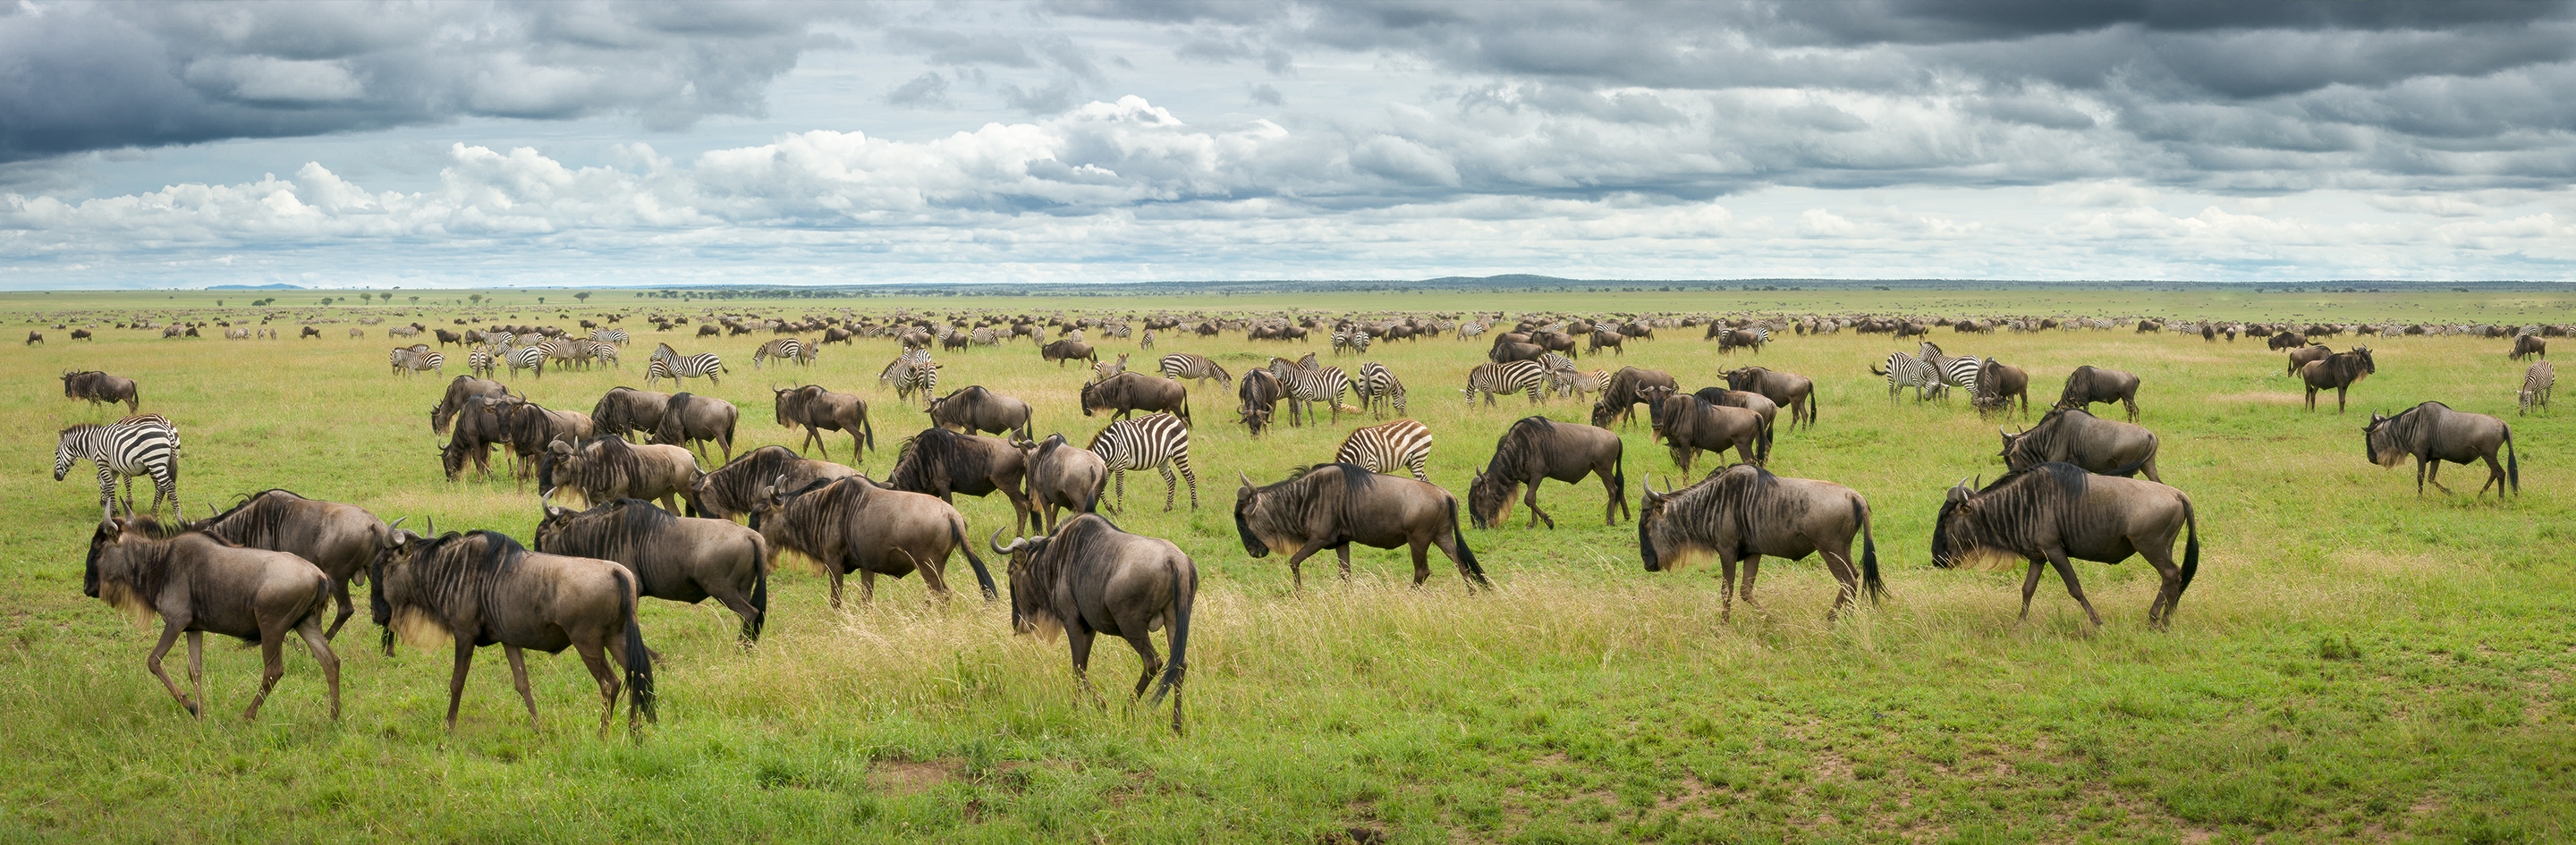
[4,0,2574,289]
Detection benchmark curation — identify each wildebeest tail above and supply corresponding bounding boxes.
[1806,393,1819,429]
[950,518,998,600]
[1853,497,1883,604]
[2504,426,2519,494]
[1757,414,1774,463]
[2178,497,2200,594]
[746,535,769,643]
[1148,562,1193,725]
[860,409,877,453]
[617,570,657,726]
[1448,497,1490,587]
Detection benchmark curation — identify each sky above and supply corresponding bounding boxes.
[4,0,2575,290]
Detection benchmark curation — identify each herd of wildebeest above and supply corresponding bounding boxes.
[38,305,2560,737]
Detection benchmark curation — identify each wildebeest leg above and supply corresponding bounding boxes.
[144,619,199,716]
[1283,539,1333,591]
[1739,554,1766,614]
[1335,542,1355,579]
[324,578,356,640]
[1113,469,1127,510]
[1819,550,1860,622]
[712,587,760,646]
[2015,558,2048,625]
[2044,550,2104,626]
[2140,550,2184,630]
[2335,386,2348,413]
[1407,537,1432,586]
[907,549,953,598]
[825,565,847,611]
[504,644,543,732]
[445,638,476,730]
[185,630,207,719]
[2478,452,2506,497]
[296,620,341,720]
[1066,629,1106,708]
[244,618,291,720]
[1523,480,1554,528]
[572,640,619,740]
[859,570,879,604]
[1717,551,1740,621]
[1123,633,1164,700]
[2418,458,2445,495]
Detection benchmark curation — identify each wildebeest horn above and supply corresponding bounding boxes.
[1238,470,1254,489]
[388,516,408,531]
[1953,475,1973,489]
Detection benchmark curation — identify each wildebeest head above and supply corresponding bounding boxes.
[1232,471,1308,558]
[2361,409,2412,467]
[1465,469,1514,528]
[1928,475,1984,570]
[989,527,1063,638]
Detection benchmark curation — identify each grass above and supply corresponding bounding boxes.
[3,289,2572,843]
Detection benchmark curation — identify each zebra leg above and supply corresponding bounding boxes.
[1158,465,1178,511]
[1179,458,1198,509]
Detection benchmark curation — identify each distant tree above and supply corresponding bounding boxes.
[319,297,334,306]
[359,292,374,304]
[574,292,592,303]
[468,293,484,305]
[537,297,546,304]
[216,300,223,307]
[410,296,419,304]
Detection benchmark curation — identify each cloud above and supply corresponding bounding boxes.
[888,72,953,107]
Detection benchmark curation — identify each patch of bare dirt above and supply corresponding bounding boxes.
[867,758,962,795]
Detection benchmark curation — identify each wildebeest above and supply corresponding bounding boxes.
[1931,463,2199,630]
[1468,416,1629,528]
[1487,340,1546,364]
[2055,366,2141,421]
[1587,330,1624,356]
[534,500,769,645]
[26,331,41,345]
[1234,464,1486,590]
[71,328,92,341]
[300,326,321,339]
[438,393,513,482]
[2267,331,2307,350]
[1999,408,2162,482]
[1691,387,1779,439]
[187,489,394,641]
[1590,367,1679,428]
[1716,327,1765,353]
[687,445,861,520]
[1723,367,1818,429]
[990,513,1197,733]
[926,385,1035,442]
[541,436,701,512]
[86,517,340,720]
[1042,339,1098,368]
[2284,343,2333,377]
[881,427,1037,534]
[431,375,510,435]
[2300,347,2376,412]
[1015,434,1108,533]
[747,476,996,605]
[1081,372,1192,425]
[2363,401,2518,497]
[2511,334,2546,361]
[589,386,674,441]
[1648,390,1767,474]
[1236,367,1284,435]
[371,528,655,736]
[772,384,876,460]
[650,393,738,462]
[61,370,141,412]
[1970,359,2029,418]
[491,398,596,485]
[1638,464,1882,621]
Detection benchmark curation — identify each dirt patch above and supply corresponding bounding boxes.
[868,758,963,795]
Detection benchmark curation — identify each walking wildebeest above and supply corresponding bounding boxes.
[772,384,876,460]
[1016,435,1107,534]
[61,370,141,412]
[1638,464,1882,621]
[746,477,996,605]
[1970,359,2029,418]
[86,517,340,720]
[687,445,861,520]
[2301,347,2376,412]
[1648,390,1767,474]
[2055,366,2141,421]
[2267,332,2307,351]
[883,427,1036,534]
[2363,401,2518,497]
[431,375,509,435]
[1723,367,1818,429]
[1999,408,2162,482]
[534,499,769,645]
[2511,334,2546,361]
[541,436,701,512]
[1931,463,2200,630]
[371,528,655,736]
[1469,416,1629,528]
[649,393,737,463]
[1588,330,1624,356]
[2285,343,2333,377]
[589,386,674,442]
[991,513,1197,733]
[187,489,395,640]
[1235,464,1487,590]
[1081,372,1192,426]
[1590,367,1679,428]
[1042,339,1098,368]
[926,385,1035,441]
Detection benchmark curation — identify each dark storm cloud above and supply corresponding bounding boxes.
[0,1,862,163]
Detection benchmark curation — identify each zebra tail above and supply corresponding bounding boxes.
[1868,363,1888,376]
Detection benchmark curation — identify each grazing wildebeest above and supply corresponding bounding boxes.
[534,500,769,646]
[2267,331,2307,351]
[1716,327,1765,353]
[86,517,340,720]
[438,394,513,482]
[1468,416,1628,528]
[651,393,738,462]
[1723,367,1818,429]
[72,328,93,341]
[926,385,1035,441]
[1690,387,1779,444]
[2521,360,2555,416]
[26,330,42,345]
[1587,330,1624,356]
[1591,367,1679,428]
[1931,463,2199,630]
[1999,408,2162,482]
[187,489,394,640]
[746,476,996,606]
[300,326,321,339]
[881,427,1037,535]
[1970,359,2030,418]
[2284,343,2333,377]
[491,398,596,486]
[1015,434,1108,533]
[1234,464,1486,590]
[2055,366,2141,421]
[991,514,1197,733]
[589,386,674,442]
[2511,334,2546,361]
[541,436,701,512]
[432,375,510,435]
[1638,464,1882,621]
[1081,372,1192,425]
[371,528,655,736]
[2301,347,2377,412]
[61,370,141,412]
[687,445,861,520]
[1649,391,1768,474]
[1236,367,1284,435]
[1042,339,1098,368]
[2363,401,2518,497]
[772,384,875,460]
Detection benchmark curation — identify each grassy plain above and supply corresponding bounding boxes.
[2,288,2572,844]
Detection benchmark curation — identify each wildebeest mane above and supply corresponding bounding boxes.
[538,499,674,561]
[195,489,312,547]
[590,387,640,436]
[1934,463,2089,568]
[2367,401,2448,466]
[654,393,696,444]
[889,427,983,496]
[1482,416,1555,479]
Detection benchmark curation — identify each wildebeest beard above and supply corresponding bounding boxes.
[371,531,522,655]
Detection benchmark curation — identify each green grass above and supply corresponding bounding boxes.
[3,290,2571,843]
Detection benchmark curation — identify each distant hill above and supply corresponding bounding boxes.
[207,283,304,290]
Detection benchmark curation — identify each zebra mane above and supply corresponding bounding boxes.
[58,423,104,436]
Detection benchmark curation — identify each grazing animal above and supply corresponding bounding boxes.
[1234,463,1486,590]
[1092,352,1130,382]
[926,385,1036,442]
[1870,353,1945,401]
[687,445,860,520]
[501,344,547,379]
[1970,359,2030,418]
[1267,358,1352,426]
[55,418,182,520]
[541,436,702,512]
[491,400,596,485]
[2055,366,2142,421]
[533,500,769,645]
[1334,418,1434,482]
[1016,434,1109,533]
[431,376,510,435]
[1690,387,1779,444]
[990,514,1197,733]
[300,326,321,339]
[746,477,996,605]
[2300,347,2377,412]
[1468,416,1629,529]
[1723,367,1818,429]
[772,384,876,460]
[1235,368,1285,435]
[187,490,395,640]
[1089,412,1199,511]
[1999,408,2162,482]
[1931,463,2199,630]
[589,385,674,442]
[1041,339,1098,368]
[1587,330,1624,356]
[1463,360,1547,407]
[2511,334,2546,361]
[1648,392,1767,474]
[86,518,340,720]
[650,393,738,463]
[26,330,42,345]
[1158,353,1233,391]
[1353,361,1408,417]
[2363,401,2518,497]
[1591,367,1679,427]
[882,427,1037,535]
[1082,372,1192,425]
[750,338,804,369]
[438,394,513,482]
[466,346,496,377]
[2285,343,2333,377]
[60,370,142,412]
[646,343,724,388]
[370,528,655,736]
[2521,360,2555,416]
[1637,465,1883,621]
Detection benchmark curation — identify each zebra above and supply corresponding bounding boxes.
[1462,360,1546,406]
[502,344,547,379]
[1458,321,1487,341]
[970,326,1001,346]
[589,327,630,346]
[1140,330,1155,350]
[1099,322,1133,339]
[538,338,583,371]
[1335,418,1433,482]
[585,340,621,368]
[1917,342,1980,396]
[1547,368,1606,401]
[466,345,496,377]
[1093,352,1129,383]
[1268,359,1352,426]
[394,348,445,376]
[2522,360,2555,416]
[1538,351,1577,375]
[55,417,182,520]
[1873,352,1945,401]
[1159,353,1233,390]
[1087,412,1198,511]
[648,343,724,388]
[752,338,804,369]
[1354,361,1408,417]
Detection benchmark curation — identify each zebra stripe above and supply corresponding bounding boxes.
[502,344,547,379]
[648,342,724,386]
[1354,361,1407,417]
[1267,359,1351,425]
[752,338,804,368]
[589,328,630,346]
[2522,360,2555,416]
[1335,418,1432,482]
[1158,353,1232,388]
[55,418,181,520]
[467,346,496,377]
[584,340,621,368]
[1087,412,1197,511]
[1878,353,1944,401]
[1463,360,1546,406]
